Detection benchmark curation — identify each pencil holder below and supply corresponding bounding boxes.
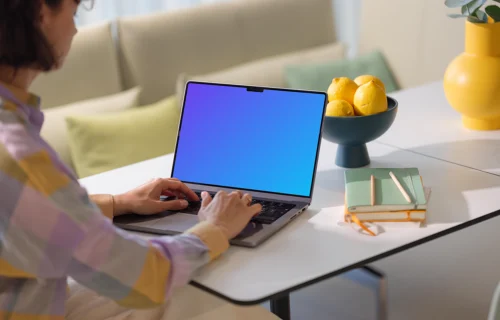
[322,97,398,168]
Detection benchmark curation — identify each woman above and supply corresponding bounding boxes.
[0,1,276,319]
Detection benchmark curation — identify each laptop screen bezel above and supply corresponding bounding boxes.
[170,81,327,199]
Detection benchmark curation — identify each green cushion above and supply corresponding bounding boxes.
[284,50,399,93]
[66,95,180,178]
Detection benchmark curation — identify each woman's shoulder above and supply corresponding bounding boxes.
[0,95,43,178]
[0,98,31,187]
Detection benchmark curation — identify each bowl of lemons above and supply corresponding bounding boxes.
[322,75,398,168]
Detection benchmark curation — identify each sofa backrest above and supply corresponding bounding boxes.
[30,22,123,109]
[117,0,336,105]
[358,0,465,89]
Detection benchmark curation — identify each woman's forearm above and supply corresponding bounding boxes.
[89,194,114,219]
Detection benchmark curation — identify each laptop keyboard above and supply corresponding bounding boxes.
[161,191,296,224]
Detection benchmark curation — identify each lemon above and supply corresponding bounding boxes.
[354,75,386,92]
[353,80,388,116]
[327,77,358,105]
[325,99,355,117]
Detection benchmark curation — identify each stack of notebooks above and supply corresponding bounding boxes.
[343,168,430,235]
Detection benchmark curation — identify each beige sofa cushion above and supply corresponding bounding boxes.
[358,0,464,89]
[31,22,122,109]
[41,87,141,170]
[118,0,336,105]
[175,42,346,106]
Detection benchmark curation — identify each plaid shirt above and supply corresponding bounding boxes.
[0,82,229,320]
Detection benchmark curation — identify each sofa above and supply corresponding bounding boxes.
[31,0,346,178]
[30,0,467,179]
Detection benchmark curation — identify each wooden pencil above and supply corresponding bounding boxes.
[371,175,375,206]
[389,171,411,203]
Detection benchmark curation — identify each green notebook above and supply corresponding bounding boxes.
[345,168,427,213]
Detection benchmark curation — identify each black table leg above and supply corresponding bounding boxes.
[341,266,387,320]
[270,294,291,320]
[362,266,387,320]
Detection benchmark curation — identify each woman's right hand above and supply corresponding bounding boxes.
[198,191,262,239]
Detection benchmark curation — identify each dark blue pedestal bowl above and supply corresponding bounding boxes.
[322,97,398,168]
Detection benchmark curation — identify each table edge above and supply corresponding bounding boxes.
[190,208,500,306]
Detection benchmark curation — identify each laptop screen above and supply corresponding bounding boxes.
[171,82,327,197]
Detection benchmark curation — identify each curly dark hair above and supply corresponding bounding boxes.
[0,0,92,71]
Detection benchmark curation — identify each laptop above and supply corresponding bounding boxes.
[113,81,327,247]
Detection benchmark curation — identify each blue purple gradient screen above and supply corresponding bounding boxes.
[172,83,326,197]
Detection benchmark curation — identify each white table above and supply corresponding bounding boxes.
[380,81,500,175]
[80,138,500,319]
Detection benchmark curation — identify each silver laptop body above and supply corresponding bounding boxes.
[114,81,327,247]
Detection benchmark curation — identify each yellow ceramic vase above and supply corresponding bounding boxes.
[444,20,500,130]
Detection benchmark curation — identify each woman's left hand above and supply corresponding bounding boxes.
[112,178,199,217]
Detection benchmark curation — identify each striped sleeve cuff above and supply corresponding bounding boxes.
[186,222,230,260]
[150,234,210,297]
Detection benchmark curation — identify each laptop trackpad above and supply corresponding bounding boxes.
[114,212,199,233]
[113,213,162,228]
[153,213,199,233]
